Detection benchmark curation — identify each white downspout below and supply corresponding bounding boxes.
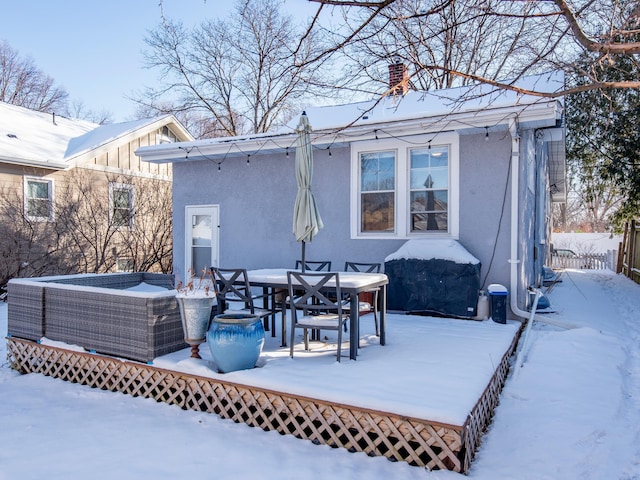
[508,119,578,330]
[508,118,531,320]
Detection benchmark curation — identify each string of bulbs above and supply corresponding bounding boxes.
[176,111,519,172]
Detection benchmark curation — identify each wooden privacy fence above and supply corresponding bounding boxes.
[619,220,640,285]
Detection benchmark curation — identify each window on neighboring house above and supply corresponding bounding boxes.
[156,126,177,144]
[116,257,134,272]
[351,133,459,239]
[109,183,134,228]
[24,177,53,221]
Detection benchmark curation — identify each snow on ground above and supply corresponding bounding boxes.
[1,269,640,479]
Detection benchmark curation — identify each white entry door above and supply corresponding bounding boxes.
[185,205,219,276]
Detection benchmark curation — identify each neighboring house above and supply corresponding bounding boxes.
[0,101,193,285]
[136,71,566,318]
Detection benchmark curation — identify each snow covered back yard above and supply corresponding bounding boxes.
[1,268,639,479]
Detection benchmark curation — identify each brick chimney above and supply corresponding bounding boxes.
[388,60,408,96]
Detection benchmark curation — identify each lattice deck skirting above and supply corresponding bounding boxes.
[6,331,520,473]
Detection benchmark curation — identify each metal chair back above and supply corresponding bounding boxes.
[287,271,347,361]
[295,260,332,271]
[344,262,381,273]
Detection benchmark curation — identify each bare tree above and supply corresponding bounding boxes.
[0,40,69,112]
[66,99,114,125]
[137,0,332,137]
[554,178,623,232]
[0,169,173,290]
[116,175,174,273]
[304,0,640,97]
[0,185,74,290]
[329,0,545,95]
[55,171,174,274]
[134,101,229,140]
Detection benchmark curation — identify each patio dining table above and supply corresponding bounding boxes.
[246,269,388,360]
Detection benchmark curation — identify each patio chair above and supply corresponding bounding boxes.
[287,271,349,362]
[293,260,332,340]
[295,260,332,271]
[342,262,382,337]
[211,267,281,337]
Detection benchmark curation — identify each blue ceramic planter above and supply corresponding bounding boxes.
[207,313,264,373]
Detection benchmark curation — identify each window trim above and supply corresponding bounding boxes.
[109,182,135,229]
[24,176,54,221]
[350,132,459,239]
[116,257,134,272]
[156,126,177,144]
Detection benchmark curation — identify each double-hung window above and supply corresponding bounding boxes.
[351,133,459,239]
[24,177,53,221]
[109,183,134,228]
[360,150,396,233]
[409,145,449,232]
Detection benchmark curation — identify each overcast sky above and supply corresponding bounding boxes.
[1,0,318,123]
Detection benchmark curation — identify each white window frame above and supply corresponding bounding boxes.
[156,126,176,144]
[109,183,135,229]
[350,132,459,239]
[116,257,134,272]
[24,176,54,221]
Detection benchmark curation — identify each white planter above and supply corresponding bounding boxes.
[177,295,214,358]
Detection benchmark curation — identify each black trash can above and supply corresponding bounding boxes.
[487,284,508,324]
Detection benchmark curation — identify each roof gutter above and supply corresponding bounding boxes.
[137,101,560,164]
[0,155,67,170]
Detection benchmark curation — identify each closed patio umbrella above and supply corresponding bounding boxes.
[293,112,324,272]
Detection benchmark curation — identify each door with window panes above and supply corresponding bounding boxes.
[185,205,219,276]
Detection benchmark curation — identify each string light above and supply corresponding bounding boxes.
[176,118,509,166]
[178,146,192,159]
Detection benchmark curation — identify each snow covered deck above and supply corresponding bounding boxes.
[6,312,521,473]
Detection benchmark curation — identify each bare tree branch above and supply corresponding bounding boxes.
[306,0,640,96]
[551,0,640,54]
[0,40,68,113]
[139,0,332,137]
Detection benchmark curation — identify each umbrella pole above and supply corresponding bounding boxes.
[301,241,306,272]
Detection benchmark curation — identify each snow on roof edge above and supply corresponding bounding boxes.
[64,115,176,160]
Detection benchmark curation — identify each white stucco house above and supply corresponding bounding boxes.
[136,71,566,318]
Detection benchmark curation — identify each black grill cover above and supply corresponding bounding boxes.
[385,258,481,318]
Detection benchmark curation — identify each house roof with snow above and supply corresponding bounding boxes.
[136,71,566,201]
[137,71,564,162]
[0,101,193,170]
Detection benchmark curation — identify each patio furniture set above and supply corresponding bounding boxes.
[7,264,388,365]
[5,267,519,474]
[235,264,388,361]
